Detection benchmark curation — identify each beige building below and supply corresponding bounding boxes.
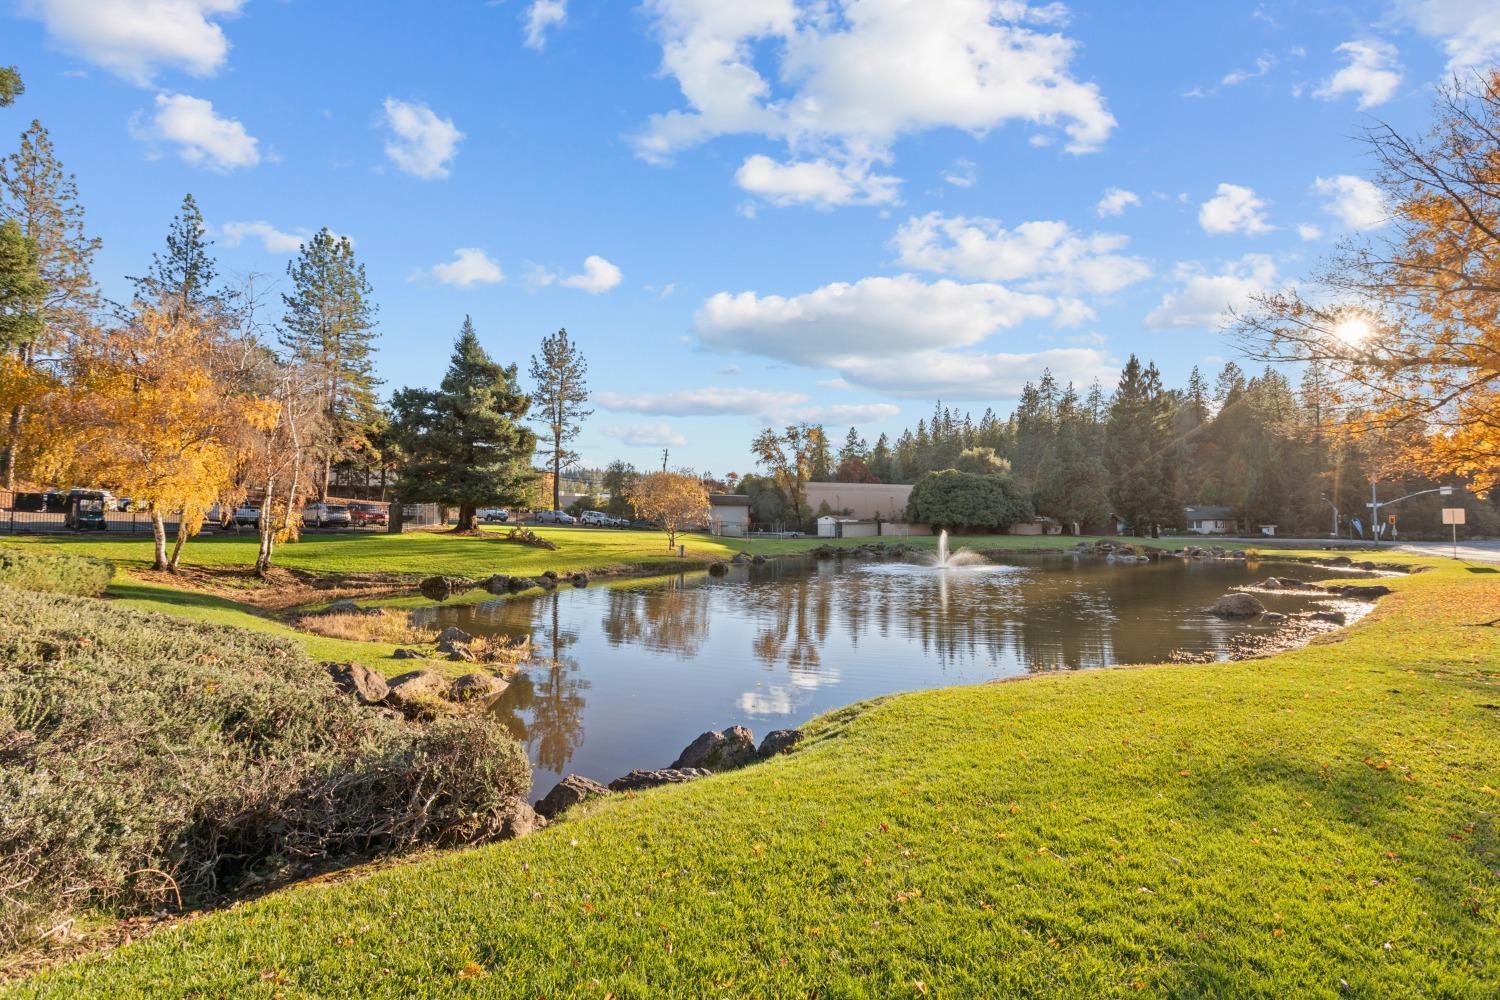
[805,482,914,521]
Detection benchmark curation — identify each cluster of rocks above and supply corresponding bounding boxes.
[325,658,509,718]
[809,542,921,560]
[533,724,804,820]
[419,570,589,603]
[319,598,386,617]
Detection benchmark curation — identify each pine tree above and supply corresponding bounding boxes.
[0,67,22,107]
[1035,390,1110,531]
[0,219,45,352]
[838,426,867,464]
[0,120,99,489]
[279,228,380,499]
[391,317,538,532]
[132,193,222,321]
[1105,356,1180,534]
[528,327,591,511]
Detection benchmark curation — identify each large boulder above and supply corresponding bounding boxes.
[385,670,451,708]
[1209,592,1266,618]
[608,768,712,792]
[419,576,460,602]
[324,661,390,705]
[1330,584,1392,600]
[1311,610,1348,625]
[435,625,473,645]
[534,774,611,819]
[707,561,729,576]
[671,725,757,770]
[498,798,546,840]
[731,552,752,564]
[483,574,515,595]
[448,672,508,702]
[392,647,423,660]
[758,729,803,757]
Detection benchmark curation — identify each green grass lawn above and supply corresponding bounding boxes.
[11,555,1498,998]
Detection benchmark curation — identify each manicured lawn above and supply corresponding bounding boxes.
[12,556,1498,998]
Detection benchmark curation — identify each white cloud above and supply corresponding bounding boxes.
[636,0,1115,204]
[735,154,900,208]
[560,255,624,294]
[1297,222,1323,241]
[1146,254,1277,330]
[598,387,810,417]
[381,98,463,180]
[604,422,687,447]
[1198,183,1273,235]
[523,0,568,50]
[132,93,259,171]
[836,347,1114,399]
[219,220,307,253]
[891,212,1151,295]
[789,402,902,422]
[1313,174,1389,230]
[695,274,1072,368]
[1314,39,1402,110]
[1399,0,1500,71]
[942,158,978,188]
[19,0,244,86]
[1222,53,1275,86]
[416,248,505,287]
[1095,186,1140,217]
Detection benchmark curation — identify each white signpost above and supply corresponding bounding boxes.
[1442,507,1466,559]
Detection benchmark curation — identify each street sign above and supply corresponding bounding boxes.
[1442,508,1466,525]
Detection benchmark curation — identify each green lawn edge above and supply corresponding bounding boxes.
[9,553,1498,998]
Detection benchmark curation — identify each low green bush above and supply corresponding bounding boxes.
[0,546,113,597]
[0,590,530,952]
[905,468,1035,530]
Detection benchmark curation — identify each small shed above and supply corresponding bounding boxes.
[709,494,752,536]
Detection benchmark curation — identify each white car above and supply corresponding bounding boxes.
[579,510,612,527]
[479,508,509,523]
[302,503,352,528]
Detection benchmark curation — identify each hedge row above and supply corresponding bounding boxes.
[0,589,530,951]
[0,546,113,597]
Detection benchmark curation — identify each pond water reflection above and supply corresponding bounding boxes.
[411,555,1347,791]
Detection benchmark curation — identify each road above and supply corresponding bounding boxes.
[1396,539,1500,564]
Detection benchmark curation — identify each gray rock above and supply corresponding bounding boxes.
[483,574,514,595]
[707,561,729,576]
[534,773,611,819]
[533,575,557,590]
[569,572,589,588]
[758,729,803,757]
[731,552,752,564]
[386,670,451,707]
[751,554,767,565]
[445,645,476,662]
[325,598,362,615]
[671,725,757,770]
[608,768,712,792]
[1209,592,1267,618]
[435,626,472,645]
[448,672,507,701]
[419,576,456,602]
[1331,584,1391,600]
[1260,611,1287,624]
[325,661,390,705]
[392,647,423,660]
[499,798,546,839]
[1311,610,1347,625]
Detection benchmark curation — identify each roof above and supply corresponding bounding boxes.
[1184,505,1236,519]
[709,493,751,507]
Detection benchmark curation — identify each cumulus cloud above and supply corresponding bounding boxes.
[1399,0,1500,71]
[381,98,464,179]
[1313,174,1389,230]
[1095,187,1140,217]
[789,402,902,422]
[523,0,567,50]
[219,220,307,253]
[542,255,625,293]
[604,422,687,448]
[1146,254,1277,330]
[415,248,505,287]
[19,0,244,85]
[132,93,259,171]
[831,347,1113,399]
[636,0,1115,206]
[891,212,1150,295]
[1314,39,1402,110]
[598,387,811,417]
[1198,183,1273,235]
[1297,222,1324,241]
[735,154,900,208]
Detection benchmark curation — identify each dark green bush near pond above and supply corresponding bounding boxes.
[0,546,113,597]
[905,468,1035,531]
[0,589,530,952]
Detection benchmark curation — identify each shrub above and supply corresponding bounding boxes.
[296,608,435,644]
[905,469,1035,531]
[0,590,531,952]
[0,546,113,597]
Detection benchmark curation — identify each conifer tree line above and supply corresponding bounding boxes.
[0,71,588,569]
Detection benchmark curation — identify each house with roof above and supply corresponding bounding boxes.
[1184,505,1239,535]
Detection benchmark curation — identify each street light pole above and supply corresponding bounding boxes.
[1321,493,1339,538]
[1367,482,1455,548]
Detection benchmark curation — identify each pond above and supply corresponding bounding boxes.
[411,553,1361,792]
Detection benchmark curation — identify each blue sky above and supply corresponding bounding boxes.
[5,0,1496,476]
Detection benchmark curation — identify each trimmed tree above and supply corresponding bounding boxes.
[390,317,538,533]
[905,469,1034,532]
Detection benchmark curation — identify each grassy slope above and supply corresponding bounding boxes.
[13,557,1498,998]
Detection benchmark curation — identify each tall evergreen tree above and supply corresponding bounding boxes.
[528,327,591,511]
[838,426,867,463]
[0,67,22,107]
[0,120,99,489]
[1105,356,1180,533]
[132,193,221,321]
[1034,390,1110,531]
[391,317,538,532]
[279,228,380,499]
[0,219,45,352]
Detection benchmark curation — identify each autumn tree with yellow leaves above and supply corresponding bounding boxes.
[1237,72,1500,494]
[37,305,276,571]
[626,470,711,550]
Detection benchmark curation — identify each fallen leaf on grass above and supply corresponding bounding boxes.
[457,961,486,980]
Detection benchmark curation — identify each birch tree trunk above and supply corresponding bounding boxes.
[150,509,169,571]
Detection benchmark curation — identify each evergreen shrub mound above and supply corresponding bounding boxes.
[0,546,112,597]
[905,468,1035,530]
[0,589,530,952]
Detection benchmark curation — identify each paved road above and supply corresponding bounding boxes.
[1396,540,1500,564]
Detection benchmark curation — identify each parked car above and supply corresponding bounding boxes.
[478,508,509,523]
[535,509,576,526]
[64,490,108,531]
[302,503,353,528]
[579,510,612,527]
[348,502,388,527]
[233,504,262,526]
[629,519,661,530]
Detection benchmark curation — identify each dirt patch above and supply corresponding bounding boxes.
[131,564,413,612]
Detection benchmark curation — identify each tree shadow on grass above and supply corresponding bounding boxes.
[107,581,270,618]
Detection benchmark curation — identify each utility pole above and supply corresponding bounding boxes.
[661,448,669,472]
